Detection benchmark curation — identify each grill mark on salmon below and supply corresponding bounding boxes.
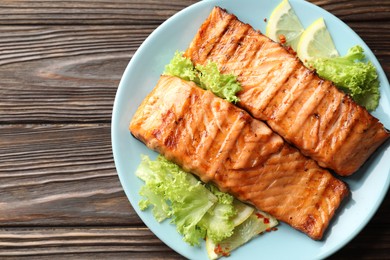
[226,30,264,76]
[274,68,314,117]
[208,19,251,69]
[184,7,390,176]
[289,80,327,137]
[130,75,349,240]
[192,9,234,63]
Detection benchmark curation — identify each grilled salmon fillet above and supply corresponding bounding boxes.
[130,75,349,240]
[184,7,390,176]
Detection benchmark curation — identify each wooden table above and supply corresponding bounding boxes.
[0,0,389,259]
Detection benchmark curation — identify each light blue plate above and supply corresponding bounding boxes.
[112,0,390,259]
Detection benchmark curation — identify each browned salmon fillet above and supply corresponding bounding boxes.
[130,75,349,240]
[184,7,390,176]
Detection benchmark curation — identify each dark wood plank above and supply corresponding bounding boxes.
[0,0,198,25]
[0,226,183,259]
[0,124,139,225]
[310,0,390,21]
[3,253,182,260]
[0,25,152,66]
[0,25,147,123]
[0,0,388,25]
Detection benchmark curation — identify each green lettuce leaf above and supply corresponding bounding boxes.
[309,45,380,111]
[163,51,241,103]
[196,62,241,103]
[163,51,199,83]
[136,155,217,246]
[136,155,172,222]
[199,184,237,243]
[136,155,263,246]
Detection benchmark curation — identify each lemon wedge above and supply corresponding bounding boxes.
[231,200,254,227]
[206,211,278,259]
[265,0,304,50]
[297,17,339,65]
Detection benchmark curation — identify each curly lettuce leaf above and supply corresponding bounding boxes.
[309,45,380,111]
[196,62,241,103]
[136,155,265,247]
[163,51,241,103]
[169,184,215,246]
[136,155,218,246]
[198,185,237,243]
[163,51,199,83]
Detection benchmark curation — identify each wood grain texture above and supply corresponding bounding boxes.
[0,0,389,259]
[0,124,138,226]
[0,227,183,259]
[0,0,198,25]
[310,0,390,21]
[0,25,146,123]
